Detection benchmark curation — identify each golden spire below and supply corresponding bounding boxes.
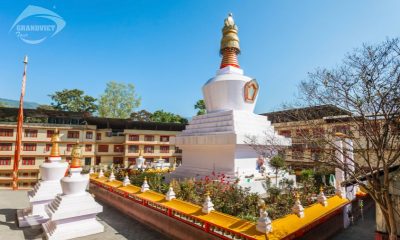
[219,13,240,69]
[220,13,240,53]
[319,186,324,193]
[70,140,82,168]
[138,149,143,157]
[50,129,60,157]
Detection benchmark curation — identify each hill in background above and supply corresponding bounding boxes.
[0,98,40,109]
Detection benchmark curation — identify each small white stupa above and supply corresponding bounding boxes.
[135,149,145,169]
[172,13,291,192]
[42,142,104,240]
[17,130,68,227]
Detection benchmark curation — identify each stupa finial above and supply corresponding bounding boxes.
[138,149,143,158]
[70,141,82,168]
[220,13,240,69]
[50,129,60,157]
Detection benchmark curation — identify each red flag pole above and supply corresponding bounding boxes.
[12,56,28,190]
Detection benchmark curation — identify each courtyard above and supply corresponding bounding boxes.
[0,190,168,240]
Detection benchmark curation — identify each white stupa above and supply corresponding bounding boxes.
[135,149,145,169]
[172,13,291,192]
[17,130,68,227]
[42,142,104,240]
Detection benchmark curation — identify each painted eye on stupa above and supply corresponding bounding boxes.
[244,79,259,103]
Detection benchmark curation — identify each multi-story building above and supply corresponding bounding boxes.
[0,107,185,189]
[263,105,354,174]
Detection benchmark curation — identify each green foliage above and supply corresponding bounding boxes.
[98,81,141,118]
[171,174,260,222]
[130,109,188,124]
[130,110,153,121]
[49,89,97,113]
[150,110,188,124]
[269,155,285,185]
[194,99,206,115]
[36,104,55,110]
[0,102,6,107]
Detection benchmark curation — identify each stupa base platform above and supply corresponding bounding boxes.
[43,217,104,240]
[17,206,50,227]
[42,192,104,240]
[17,180,64,227]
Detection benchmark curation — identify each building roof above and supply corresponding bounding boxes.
[261,105,350,123]
[0,107,186,131]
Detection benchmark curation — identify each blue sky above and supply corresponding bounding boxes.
[1,1,400,117]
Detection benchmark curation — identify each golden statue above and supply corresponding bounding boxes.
[70,141,82,168]
[220,13,240,54]
[50,129,60,157]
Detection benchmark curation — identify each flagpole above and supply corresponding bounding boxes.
[12,56,28,190]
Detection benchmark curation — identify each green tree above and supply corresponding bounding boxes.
[194,99,206,115]
[36,104,55,110]
[98,81,141,118]
[150,110,188,124]
[130,110,153,121]
[49,89,97,113]
[269,155,285,186]
[0,102,6,108]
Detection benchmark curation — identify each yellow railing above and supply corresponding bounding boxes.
[89,174,350,240]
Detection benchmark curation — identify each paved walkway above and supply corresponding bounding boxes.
[0,190,168,240]
[331,206,376,240]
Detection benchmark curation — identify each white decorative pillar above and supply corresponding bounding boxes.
[17,131,68,227]
[123,174,130,186]
[98,167,104,178]
[292,193,305,218]
[202,192,214,214]
[317,187,328,207]
[108,169,115,182]
[141,176,150,192]
[42,143,104,240]
[89,166,94,174]
[256,205,272,234]
[165,186,176,201]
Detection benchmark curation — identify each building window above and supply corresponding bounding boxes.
[23,143,36,151]
[24,129,38,138]
[144,135,154,141]
[296,129,310,138]
[128,145,139,153]
[114,145,124,153]
[311,149,322,161]
[86,131,93,139]
[113,157,123,164]
[67,131,80,139]
[144,145,154,153]
[66,144,74,151]
[85,157,91,166]
[96,133,101,140]
[129,134,139,141]
[0,143,12,151]
[160,136,170,142]
[22,157,35,165]
[0,129,13,137]
[85,144,92,152]
[98,145,109,152]
[0,157,11,165]
[160,146,169,153]
[106,132,113,137]
[278,130,291,138]
[174,147,182,153]
[145,158,154,163]
[128,158,136,165]
[45,144,52,152]
[313,128,325,138]
[47,130,55,138]
[333,125,350,135]
[96,157,101,165]
[291,144,304,160]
